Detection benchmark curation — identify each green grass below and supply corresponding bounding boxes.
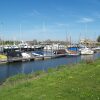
[0,59,100,100]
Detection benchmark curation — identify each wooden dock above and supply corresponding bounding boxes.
[7,57,34,62]
[52,54,67,58]
[0,54,67,63]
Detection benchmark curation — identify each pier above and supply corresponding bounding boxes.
[7,57,34,62]
[0,54,68,64]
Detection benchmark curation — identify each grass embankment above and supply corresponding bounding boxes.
[0,59,100,100]
[0,54,7,59]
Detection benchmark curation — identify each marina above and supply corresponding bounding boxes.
[0,41,100,64]
[0,0,100,99]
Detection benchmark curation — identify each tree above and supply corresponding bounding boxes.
[97,35,100,42]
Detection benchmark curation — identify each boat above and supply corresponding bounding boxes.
[21,52,31,58]
[53,49,66,55]
[67,44,79,52]
[32,50,53,57]
[32,51,43,57]
[66,49,80,56]
[18,41,44,51]
[79,47,94,55]
[92,47,100,52]
[7,51,22,57]
[52,49,67,58]
[44,43,65,51]
[18,41,31,49]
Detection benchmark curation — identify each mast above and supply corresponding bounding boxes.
[19,24,22,51]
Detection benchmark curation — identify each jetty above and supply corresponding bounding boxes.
[0,53,68,64]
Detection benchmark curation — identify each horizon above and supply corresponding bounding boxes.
[0,0,100,41]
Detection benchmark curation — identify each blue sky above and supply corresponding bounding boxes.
[0,0,100,42]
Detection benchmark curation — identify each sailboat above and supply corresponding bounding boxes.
[79,23,94,55]
[66,36,80,56]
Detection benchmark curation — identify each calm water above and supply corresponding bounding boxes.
[0,53,100,83]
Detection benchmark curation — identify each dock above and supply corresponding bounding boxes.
[7,57,34,62]
[0,54,67,64]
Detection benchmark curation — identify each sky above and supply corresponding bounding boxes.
[0,0,100,42]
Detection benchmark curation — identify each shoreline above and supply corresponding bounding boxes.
[0,58,100,99]
[1,58,99,85]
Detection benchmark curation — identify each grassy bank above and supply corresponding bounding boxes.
[0,59,100,100]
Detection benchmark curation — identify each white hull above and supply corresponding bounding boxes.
[80,48,94,55]
[21,52,31,58]
[32,52,43,57]
[67,53,80,56]
[66,49,80,56]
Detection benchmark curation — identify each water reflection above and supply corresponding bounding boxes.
[81,53,100,61]
[81,55,95,61]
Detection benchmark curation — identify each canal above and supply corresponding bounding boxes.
[0,53,100,83]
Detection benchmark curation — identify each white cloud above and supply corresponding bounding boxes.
[78,17,94,23]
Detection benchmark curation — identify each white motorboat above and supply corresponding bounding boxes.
[21,52,31,58]
[80,47,94,55]
[32,52,43,57]
[18,41,31,48]
[92,47,100,51]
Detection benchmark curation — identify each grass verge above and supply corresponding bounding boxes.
[0,59,100,100]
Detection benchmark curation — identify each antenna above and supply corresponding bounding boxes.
[19,24,22,51]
